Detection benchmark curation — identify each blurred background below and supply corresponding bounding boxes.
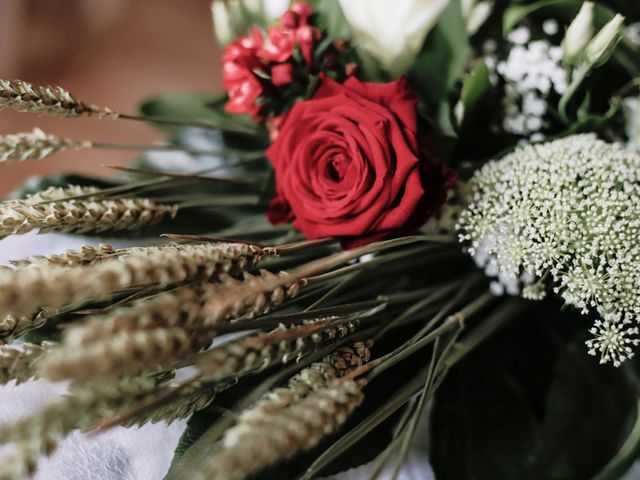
[0,0,220,195]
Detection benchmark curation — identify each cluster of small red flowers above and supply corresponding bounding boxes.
[222,2,320,122]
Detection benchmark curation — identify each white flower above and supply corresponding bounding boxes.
[211,0,289,45]
[487,30,567,140]
[458,134,640,365]
[462,0,493,36]
[562,2,595,65]
[338,0,450,76]
[585,13,625,66]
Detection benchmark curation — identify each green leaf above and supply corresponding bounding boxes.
[171,408,223,465]
[531,342,637,478]
[456,61,491,126]
[410,0,470,138]
[139,91,256,136]
[431,308,639,480]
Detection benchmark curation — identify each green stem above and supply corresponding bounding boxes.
[558,63,591,124]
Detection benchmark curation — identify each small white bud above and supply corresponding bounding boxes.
[585,13,625,67]
[562,2,595,65]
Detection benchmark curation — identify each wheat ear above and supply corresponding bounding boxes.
[9,244,115,268]
[0,342,54,384]
[0,242,265,318]
[0,79,116,118]
[0,128,90,162]
[0,310,50,344]
[199,379,366,480]
[0,186,177,238]
[196,317,359,382]
[222,341,371,447]
[203,269,307,323]
[0,377,158,479]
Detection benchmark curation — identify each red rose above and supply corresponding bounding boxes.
[267,75,454,248]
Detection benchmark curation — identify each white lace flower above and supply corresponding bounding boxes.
[458,134,640,365]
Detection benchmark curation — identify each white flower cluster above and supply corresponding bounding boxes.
[457,134,640,366]
[484,25,567,141]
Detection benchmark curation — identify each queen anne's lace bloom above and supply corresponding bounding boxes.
[458,134,640,365]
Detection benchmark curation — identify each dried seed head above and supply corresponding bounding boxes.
[201,379,366,480]
[0,128,90,162]
[41,327,214,381]
[0,342,54,384]
[62,284,214,347]
[0,310,50,344]
[196,317,359,382]
[0,186,178,239]
[202,269,305,324]
[0,79,117,118]
[10,244,115,269]
[0,376,158,478]
[0,242,263,318]
[224,341,373,443]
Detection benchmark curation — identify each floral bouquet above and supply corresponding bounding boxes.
[1,0,640,478]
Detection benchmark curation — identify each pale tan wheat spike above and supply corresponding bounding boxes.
[0,377,158,479]
[10,243,115,268]
[0,342,54,384]
[0,242,263,318]
[203,269,307,323]
[222,341,372,448]
[196,317,360,382]
[41,327,215,381]
[0,79,117,118]
[199,379,366,480]
[0,310,50,344]
[0,128,90,162]
[61,284,214,347]
[125,379,227,427]
[0,186,178,239]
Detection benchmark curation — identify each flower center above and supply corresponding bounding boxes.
[326,155,347,182]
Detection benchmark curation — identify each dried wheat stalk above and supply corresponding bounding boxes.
[0,310,50,344]
[0,242,264,318]
[61,284,213,347]
[0,377,158,478]
[223,341,372,446]
[0,342,54,384]
[0,128,90,162]
[41,327,215,381]
[0,186,178,238]
[19,185,102,204]
[124,379,225,427]
[9,244,115,268]
[202,269,306,323]
[200,379,366,480]
[0,79,116,118]
[196,318,359,382]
